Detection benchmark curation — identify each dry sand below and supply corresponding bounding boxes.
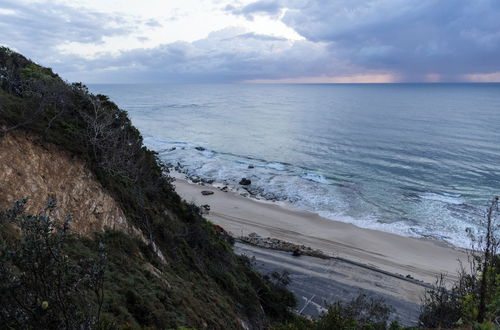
[174,177,469,284]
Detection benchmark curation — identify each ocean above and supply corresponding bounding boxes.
[89,83,500,248]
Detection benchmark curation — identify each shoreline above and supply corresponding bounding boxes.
[173,175,469,284]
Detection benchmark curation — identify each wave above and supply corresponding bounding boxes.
[264,162,288,171]
[301,172,331,185]
[164,103,203,109]
[419,192,465,205]
[143,136,481,249]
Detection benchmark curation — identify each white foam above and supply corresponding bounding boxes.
[316,211,419,237]
[264,162,287,171]
[419,192,465,205]
[145,136,478,249]
[301,172,331,185]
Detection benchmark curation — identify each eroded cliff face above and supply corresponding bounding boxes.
[0,130,131,236]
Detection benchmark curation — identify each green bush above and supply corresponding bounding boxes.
[419,197,499,329]
[0,198,106,329]
[273,293,402,330]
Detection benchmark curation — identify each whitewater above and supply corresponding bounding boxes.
[90,83,500,248]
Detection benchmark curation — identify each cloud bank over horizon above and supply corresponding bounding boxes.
[1,0,500,83]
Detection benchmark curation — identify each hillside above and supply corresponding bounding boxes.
[0,47,294,329]
[0,130,130,236]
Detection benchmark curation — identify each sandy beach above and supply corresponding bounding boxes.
[174,176,469,284]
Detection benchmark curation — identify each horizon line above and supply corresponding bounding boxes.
[85,81,500,85]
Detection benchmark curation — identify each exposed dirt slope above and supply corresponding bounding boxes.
[0,130,131,236]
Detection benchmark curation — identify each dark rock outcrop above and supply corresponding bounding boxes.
[239,178,251,185]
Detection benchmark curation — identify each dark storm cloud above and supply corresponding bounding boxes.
[232,0,500,80]
[0,0,137,60]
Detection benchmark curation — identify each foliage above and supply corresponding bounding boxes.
[0,46,297,328]
[269,270,292,287]
[418,274,465,328]
[419,196,500,329]
[0,198,106,329]
[0,200,298,329]
[272,293,402,330]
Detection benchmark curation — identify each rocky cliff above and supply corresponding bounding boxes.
[0,130,130,236]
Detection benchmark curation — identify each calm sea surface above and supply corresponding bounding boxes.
[89,83,500,247]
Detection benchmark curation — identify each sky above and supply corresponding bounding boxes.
[1,0,500,83]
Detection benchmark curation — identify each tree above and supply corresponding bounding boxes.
[477,196,499,323]
[0,61,70,136]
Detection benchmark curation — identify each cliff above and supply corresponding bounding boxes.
[0,46,294,329]
[0,130,130,236]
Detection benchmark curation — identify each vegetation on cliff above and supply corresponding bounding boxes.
[418,197,500,329]
[0,47,295,329]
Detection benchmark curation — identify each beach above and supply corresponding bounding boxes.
[95,83,500,251]
[174,176,469,285]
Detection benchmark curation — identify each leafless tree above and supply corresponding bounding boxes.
[476,196,499,322]
[76,94,146,183]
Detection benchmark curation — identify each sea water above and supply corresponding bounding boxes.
[89,83,500,248]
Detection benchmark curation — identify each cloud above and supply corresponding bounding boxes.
[58,27,341,83]
[2,0,500,82]
[228,0,500,80]
[0,0,142,61]
[225,0,284,20]
[236,32,287,41]
[144,19,162,27]
[465,72,500,83]
[278,0,500,80]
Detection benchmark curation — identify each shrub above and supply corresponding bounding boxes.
[419,196,500,329]
[272,293,401,330]
[0,198,107,329]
